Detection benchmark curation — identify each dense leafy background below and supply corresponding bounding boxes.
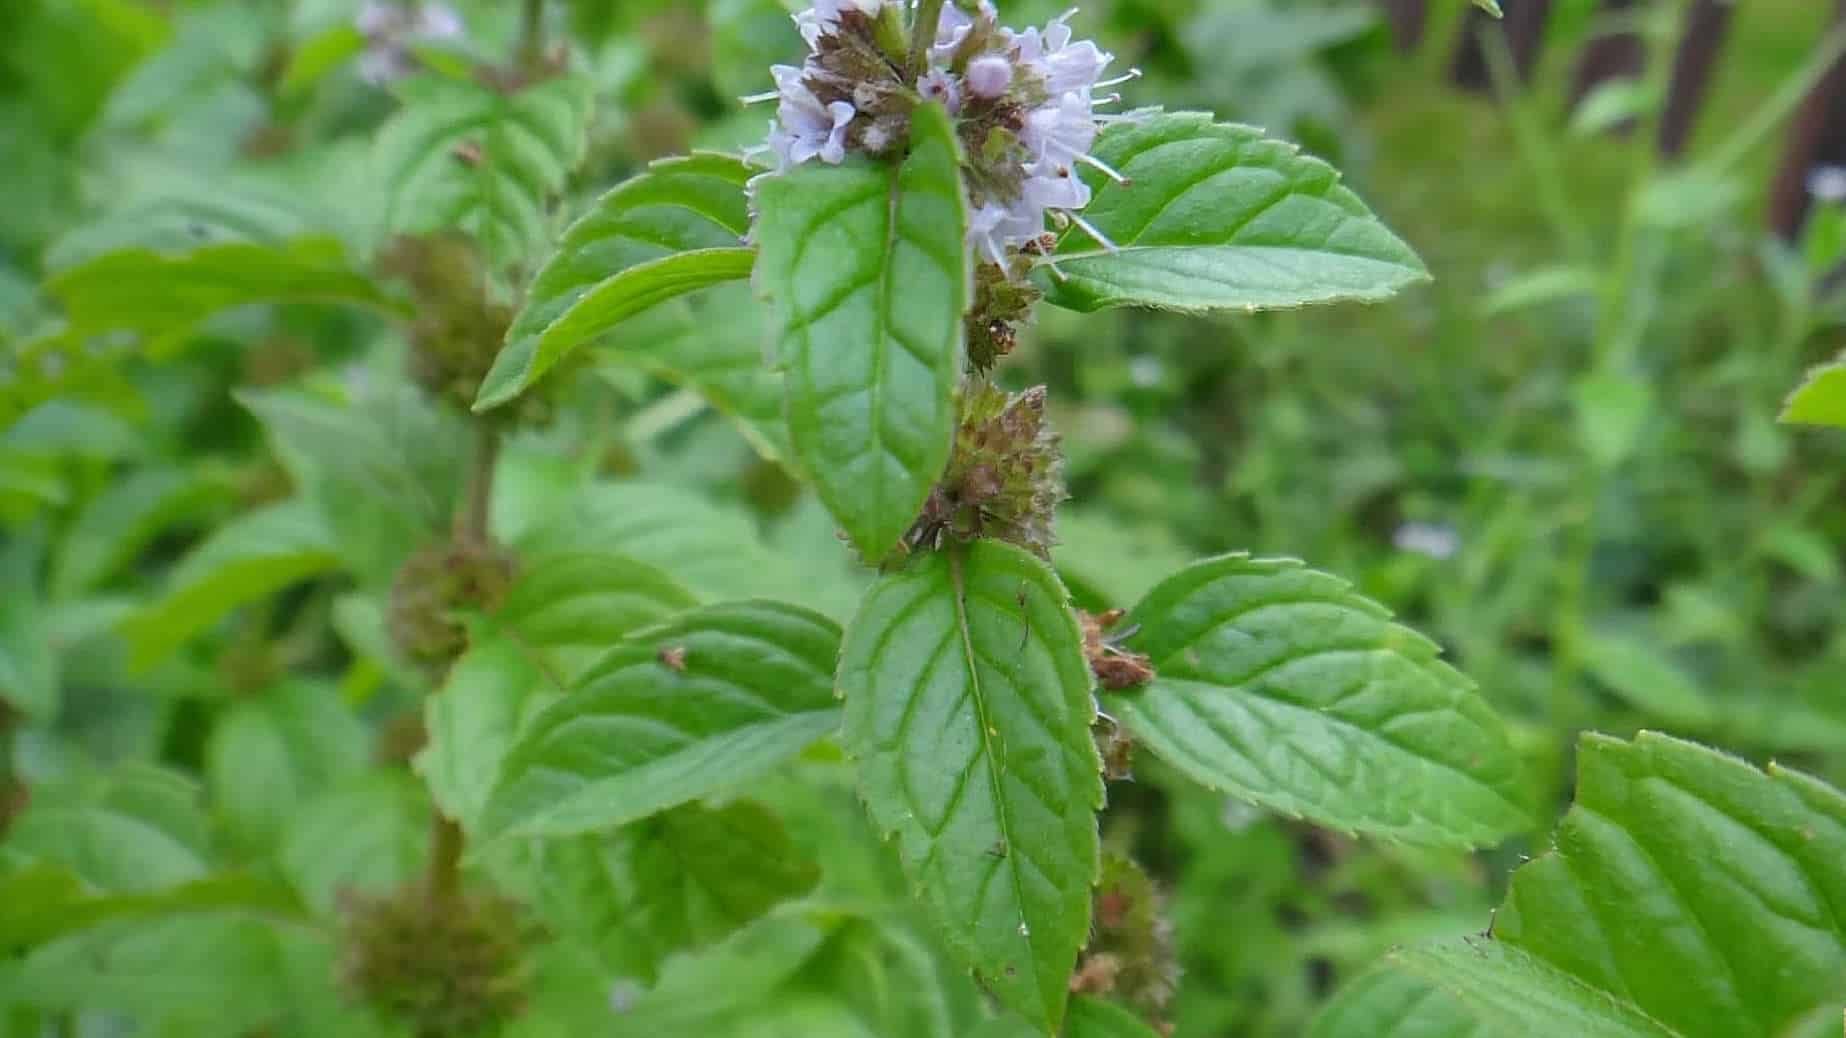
[3,0,1846,1035]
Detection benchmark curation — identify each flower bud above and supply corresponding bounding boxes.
[965,55,1013,99]
[339,883,531,1037]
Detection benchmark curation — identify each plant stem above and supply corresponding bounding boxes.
[1548,1,1688,729]
[427,425,502,902]
[909,0,946,79]
[0,702,21,840]
[425,810,465,906]
[518,0,545,70]
[462,424,501,547]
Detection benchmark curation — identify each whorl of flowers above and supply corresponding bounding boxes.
[748,1,1136,271]
[354,1,465,85]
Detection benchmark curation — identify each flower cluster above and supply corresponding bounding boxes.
[905,381,1064,558]
[751,1,1132,268]
[354,1,465,85]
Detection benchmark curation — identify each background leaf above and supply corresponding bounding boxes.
[571,800,820,981]
[1579,633,1718,730]
[494,549,698,680]
[752,101,968,561]
[8,911,297,1035]
[839,541,1101,1031]
[205,680,369,852]
[45,237,392,355]
[414,634,551,834]
[50,467,214,598]
[0,546,57,719]
[239,385,466,531]
[376,73,594,270]
[475,152,756,410]
[513,479,802,604]
[121,499,340,669]
[279,775,427,914]
[589,283,790,460]
[1106,554,1531,848]
[6,765,212,893]
[482,600,842,840]
[1315,732,1846,1037]
[1043,113,1426,313]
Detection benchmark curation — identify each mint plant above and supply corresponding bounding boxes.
[7,2,1846,1037]
[469,2,1511,1032]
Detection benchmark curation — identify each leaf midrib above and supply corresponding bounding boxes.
[946,545,1041,1017]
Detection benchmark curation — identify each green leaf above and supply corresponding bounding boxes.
[3,399,142,458]
[376,73,594,269]
[482,600,842,840]
[474,152,756,410]
[0,567,57,719]
[590,283,790,461]
[121,500,341,669]
[1314,940,1673,1038]
[595,800,821,980]
[45,237,393,355]
[807,916,980,1038]
[513,479,798,602]
[614,912,846,1031]
[478,246,755,409]
[280,775,428,913]
[279,24,366,97]
[10,910,294,1033]
[51,467,214,598]
[1579,633,1718,730]
[1105,554,1530,848]
[494,549,699,678]
[205,681,369,852]
[839,541,1101,1031]
[1315,732,1846,1038]
[1042,113,1427,314]
[415,636,550,834]
[1781,358,1846,428]
[0,866,307,955]
[753,101,968,561]
[6,765,212,893]
[1066,997,1165,1038]
[238,385,466,534]
[238,383,467,577]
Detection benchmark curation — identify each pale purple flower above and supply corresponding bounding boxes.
[1020,92,1099,169]
[1022,165,1091,214]
[354,2,463,85]
[1810,165,1846,204]
[771,99,854,168]
[797,0,890,48]
[356,1,398,35]
[965,54,1013,99]
[931,2,984,64]
[970,202,1042,265]
[917,69,962,115]
[1393,522,1461,561]
[755,1,1129,268]
[1012,14,1112,97]
[763,63,856,167]
[416,3,463,38]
